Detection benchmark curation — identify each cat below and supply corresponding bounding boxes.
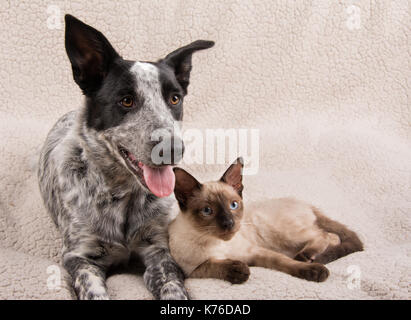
[168,157,363,284]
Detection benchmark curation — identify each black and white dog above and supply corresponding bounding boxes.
[37,14,214,300]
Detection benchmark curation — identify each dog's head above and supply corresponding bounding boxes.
[64,14,214,197]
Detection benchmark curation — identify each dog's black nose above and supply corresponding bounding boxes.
[169,136,185,164]
[153,136,185,165]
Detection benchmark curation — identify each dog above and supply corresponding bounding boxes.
[37,14,214,300]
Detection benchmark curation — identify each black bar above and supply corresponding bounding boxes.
[0,300,407,319]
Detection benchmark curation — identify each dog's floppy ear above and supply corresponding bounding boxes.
[173,167,202,211]
[220,157,244,197]
[162,40,214,94]
[64,14,120,95]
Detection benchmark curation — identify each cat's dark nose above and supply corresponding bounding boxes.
[221,218,234,230]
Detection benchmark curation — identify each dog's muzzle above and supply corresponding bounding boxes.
[153,136,185,165]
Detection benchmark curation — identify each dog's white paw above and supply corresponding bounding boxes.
[160,281,189,300]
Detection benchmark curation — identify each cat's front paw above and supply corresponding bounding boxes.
[224,260,250,284]
[294,250,314,263]
[295,263,329,282]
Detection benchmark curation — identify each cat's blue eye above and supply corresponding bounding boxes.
[201,207,213,216]
[230,201,239,210]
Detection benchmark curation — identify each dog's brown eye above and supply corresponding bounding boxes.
[120,96,133,108]
[169,95,180,105]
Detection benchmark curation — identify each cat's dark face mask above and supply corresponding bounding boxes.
[173,158,244,240]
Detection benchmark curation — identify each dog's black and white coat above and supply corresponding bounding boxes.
[37,14,214,300]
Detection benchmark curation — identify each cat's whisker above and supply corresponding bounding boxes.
[198,225,217,232]
[196,228,215,240]
[196,231,213,242]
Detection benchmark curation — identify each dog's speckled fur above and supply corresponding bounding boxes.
[37,14,213,300]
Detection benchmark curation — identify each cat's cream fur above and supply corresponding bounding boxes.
[169,158,363,284]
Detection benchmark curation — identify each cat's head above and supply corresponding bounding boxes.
[173,157,244,241]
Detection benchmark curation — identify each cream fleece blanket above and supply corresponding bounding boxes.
[0,1,410,299]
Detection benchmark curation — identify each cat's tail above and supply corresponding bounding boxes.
[311,207,364,264]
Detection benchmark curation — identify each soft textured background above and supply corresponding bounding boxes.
[0,0,410,299]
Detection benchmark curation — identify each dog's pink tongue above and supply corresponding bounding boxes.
[139,163,175,198]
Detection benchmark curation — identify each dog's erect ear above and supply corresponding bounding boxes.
[162,40,215,94]
[220,157,244,197]
[173,168,202,211]
[64,14,120,95]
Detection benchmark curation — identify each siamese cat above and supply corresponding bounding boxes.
[169,158,363,284]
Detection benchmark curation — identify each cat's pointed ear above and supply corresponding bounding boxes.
[161,40,215,94]
[220,157,244,197]
[64,14,120,95]
[173,167,202,211]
